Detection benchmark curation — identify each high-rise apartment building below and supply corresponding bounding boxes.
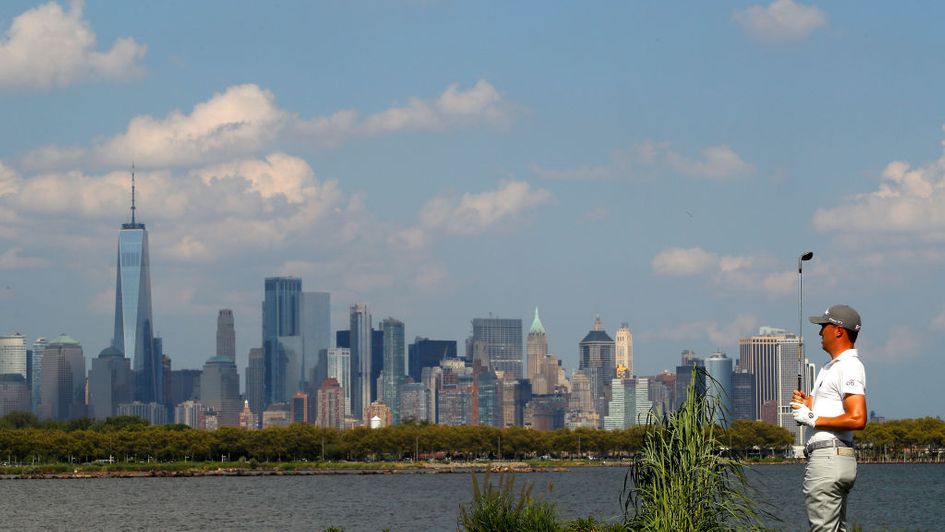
[349,304,372,419]
[381,318,405,423]
[400,382,433,423]
[738,327,803,444]
[326,347,352,416]
[578,316,615,420]
[615,323,633,376]
[112,177,161,404]
[316,378,345,429]
[477,369,503,427]
[0,333,27,379]
[88,346,133,420]
[526,308,547,385]
[216,309,236,361]
[471,317,523,379]
[705,352,734,427]
[262,277,301,407]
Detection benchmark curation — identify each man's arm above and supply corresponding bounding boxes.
[813,393,867,431]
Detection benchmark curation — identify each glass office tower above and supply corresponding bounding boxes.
[113,181,161,404]
[262,277,302,407]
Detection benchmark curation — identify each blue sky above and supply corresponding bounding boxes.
[1,1,944,419]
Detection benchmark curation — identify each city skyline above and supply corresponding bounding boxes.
[1,1,944,420]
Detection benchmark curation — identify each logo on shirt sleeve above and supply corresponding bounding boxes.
[846,379,855,386]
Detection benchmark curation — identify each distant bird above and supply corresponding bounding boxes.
[685,210,694,218]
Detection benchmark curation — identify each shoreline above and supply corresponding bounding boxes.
[2,459,938,480]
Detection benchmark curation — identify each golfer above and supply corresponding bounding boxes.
[791,304,867,531]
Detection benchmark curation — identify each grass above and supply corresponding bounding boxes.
[622,372,771,530]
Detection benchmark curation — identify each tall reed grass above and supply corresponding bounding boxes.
[622,371,769,530]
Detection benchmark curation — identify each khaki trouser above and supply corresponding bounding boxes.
[803,447,857,531]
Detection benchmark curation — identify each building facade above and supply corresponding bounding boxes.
[471,317,523,379]
[705,352,734,427]
[578,316,615,420]
[262,277,301,408]
[88,346,133,420]
[381,317,405,423]
[216,309,236,361]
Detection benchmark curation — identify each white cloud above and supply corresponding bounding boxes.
[652,246,795,298]
[813,146,945,238]
[0,1,146,88]
[865,326,922,363]
[0,161,20,197]
[24,80,511,170]
[0,247,49,270]
[531,141,752,181]
[665,145,755,180]
[647,314,760,347]
[419,180,554,235]
[296,79,510,146]
[733,0,828,43]
[98,84,287,167]
[651,247,719,276]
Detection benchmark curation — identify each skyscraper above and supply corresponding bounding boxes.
[216,309,236,361]
[471,317,523,379]
[113,174,160,404]
[738,327,802,443]
[526,308,547,384]
[200,356,241,427]
[705,352,734,427]
[244,347,265,422]
[30,337,47,413]
[301,291,331,391]
[38,335,85,421]
[0,333,27,379]
[262,277,301,407]
[407,338,456,382]
[326,347,352,416]
[88,346,133,420]
[615,323,633,375]
[578,316,615,420]
[381,317,405,423]
[349,304,372,419]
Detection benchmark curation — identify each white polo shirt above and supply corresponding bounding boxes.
[807,348,866,445]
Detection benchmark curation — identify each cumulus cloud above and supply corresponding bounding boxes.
[932,310,945,332]
[99,84,287,168]
[733,0,828,43]
[0,161,20,197]
[652,246,795,297]
[813,140,945,239]
[419,181,554,235]
[647,314,760,347]
[665,145,754,179]
[0,1,146,88]
[530,141,752,181]
[296,79,510,146]
[24,80,510,170]
[651,247,719,276]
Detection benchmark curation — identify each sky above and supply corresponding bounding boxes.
[1,0,944,420]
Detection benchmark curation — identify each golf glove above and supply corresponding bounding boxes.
[791,402,818,428]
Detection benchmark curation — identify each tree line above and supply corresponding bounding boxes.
[0,411,801,465]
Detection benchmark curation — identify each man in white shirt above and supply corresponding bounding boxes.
[791,304,867,531]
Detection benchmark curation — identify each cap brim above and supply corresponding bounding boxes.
[808,315,829,325]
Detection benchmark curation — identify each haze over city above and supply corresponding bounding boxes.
[1,1,944,420]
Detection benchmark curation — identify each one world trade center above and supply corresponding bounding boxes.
[112,172,162,404]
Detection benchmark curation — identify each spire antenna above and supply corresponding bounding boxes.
[131,163,136,225]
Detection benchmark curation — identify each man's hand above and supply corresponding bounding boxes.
[791,402,818,428]
[792,389,812,408]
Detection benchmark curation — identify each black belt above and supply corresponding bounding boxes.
[805,438,853,457]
